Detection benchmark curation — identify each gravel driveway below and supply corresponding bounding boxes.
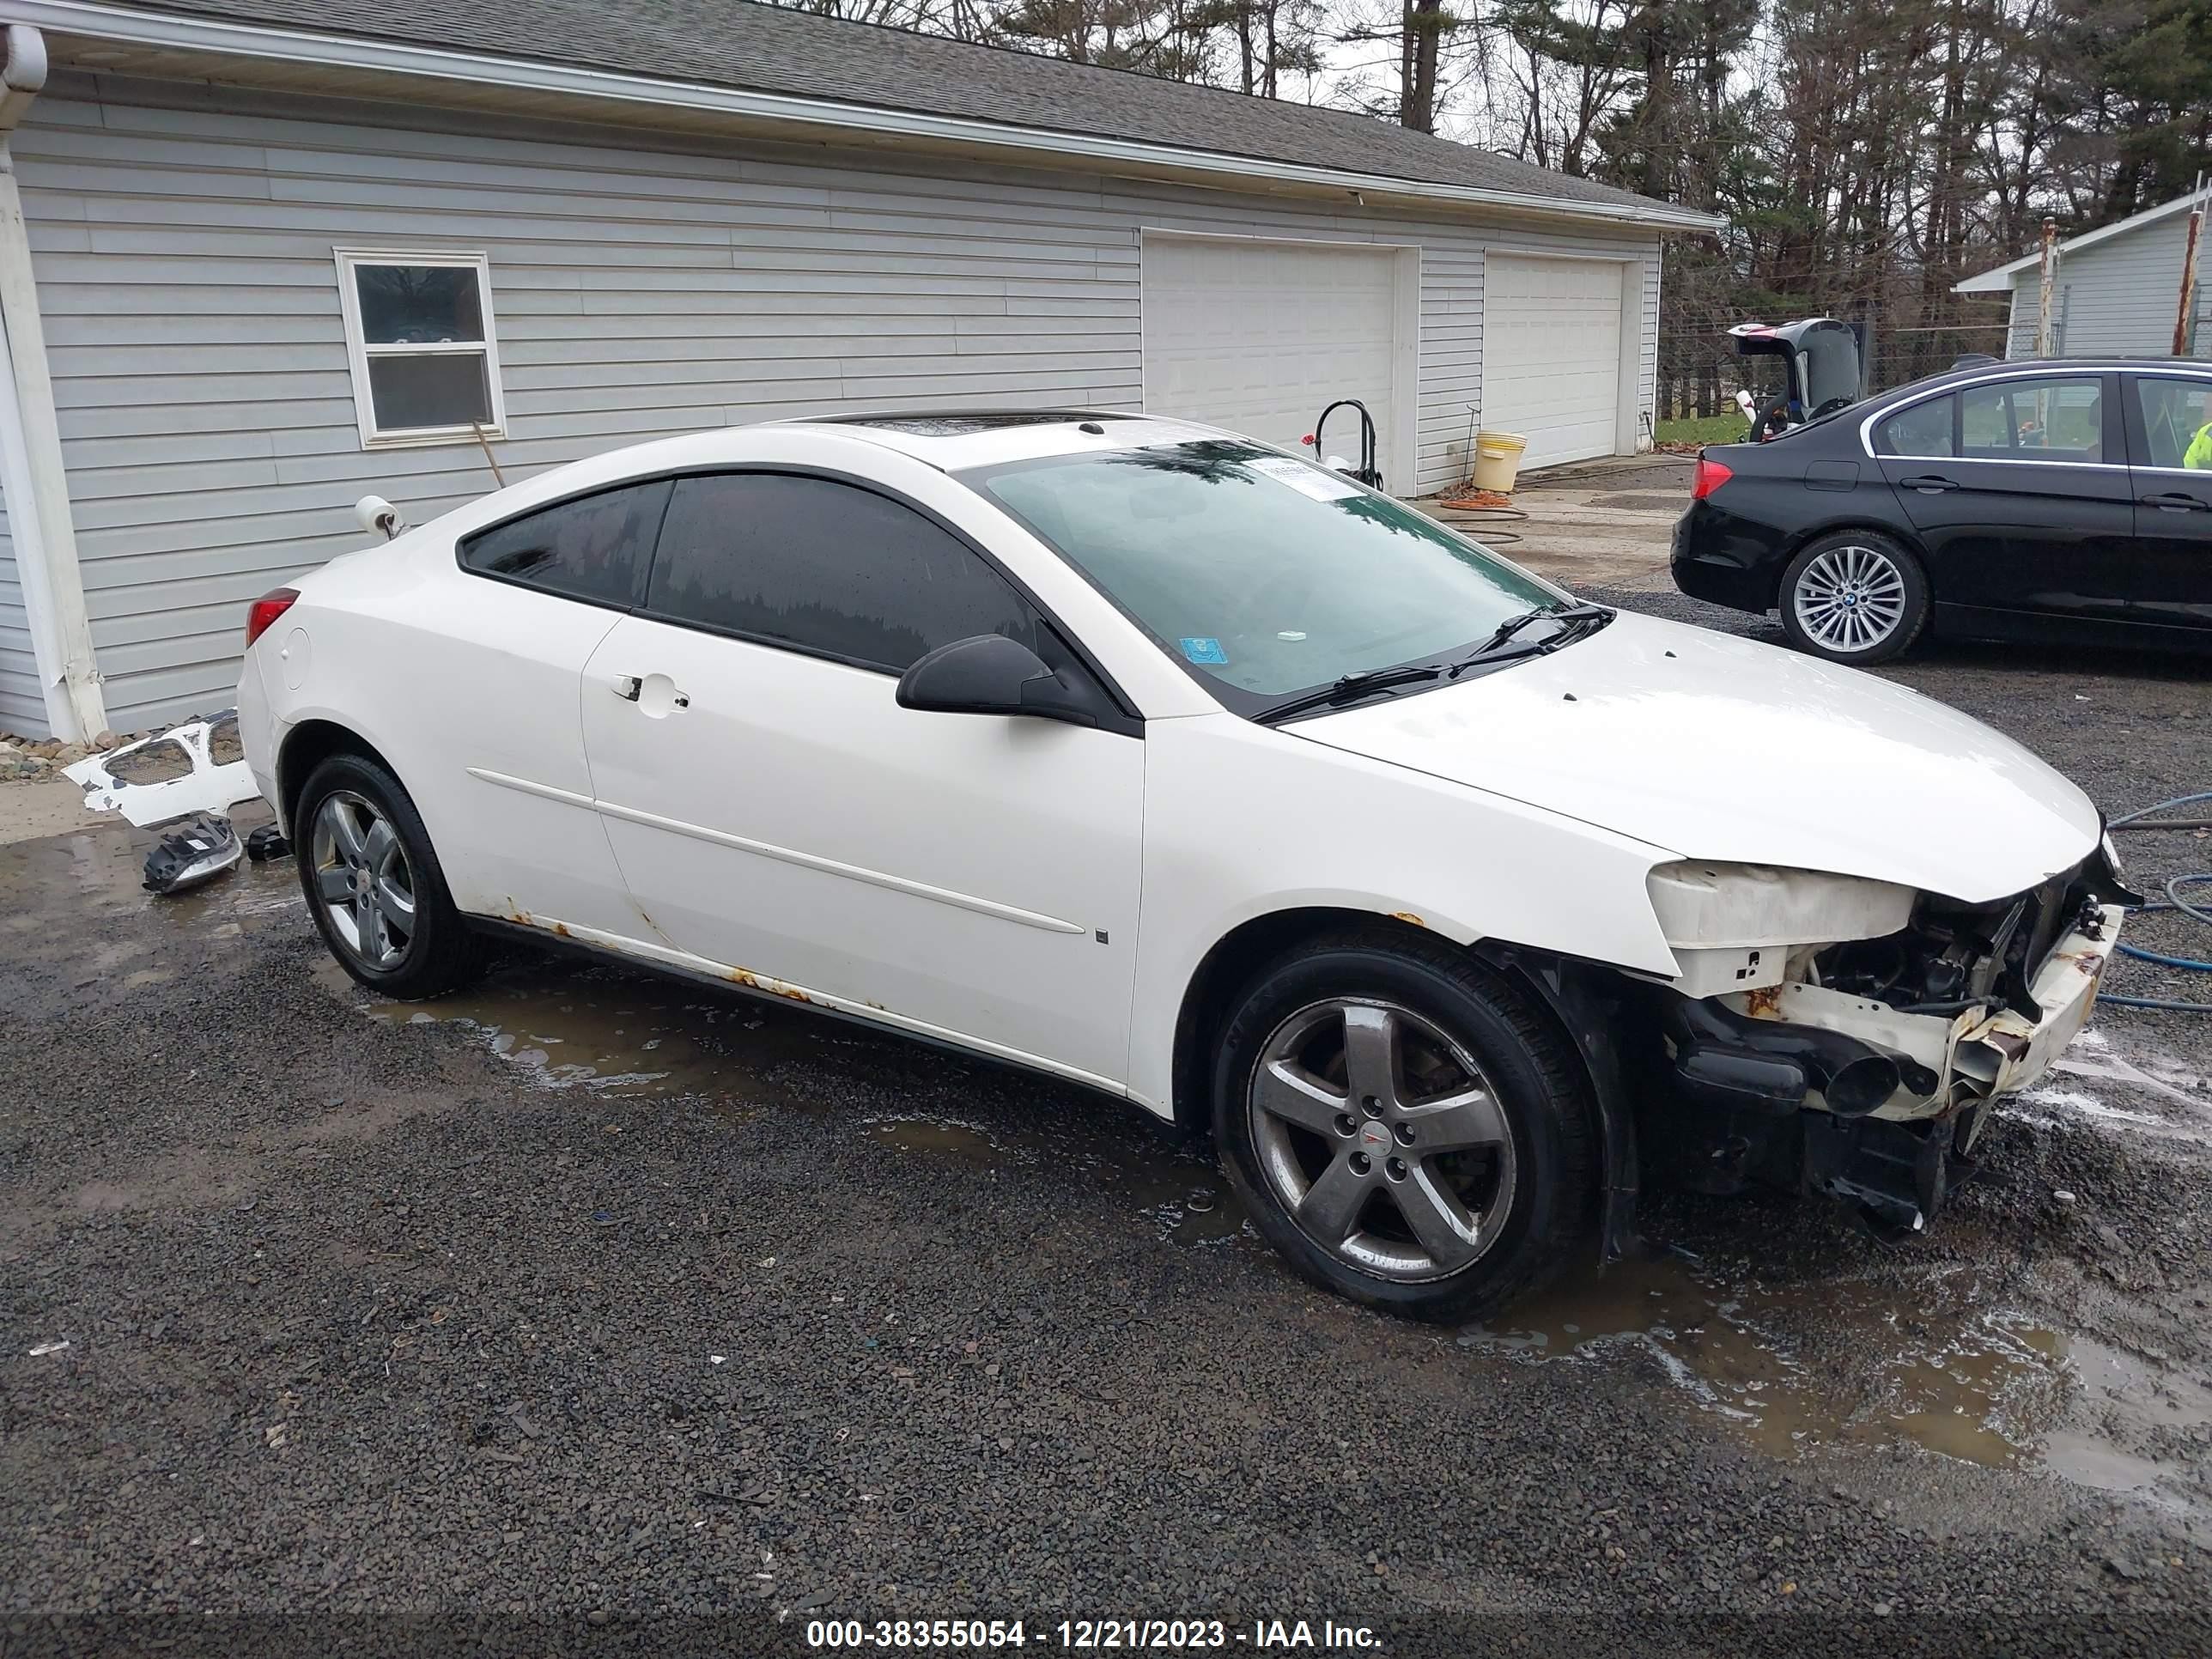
[4,588,2210,1657]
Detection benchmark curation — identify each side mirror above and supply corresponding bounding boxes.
[896,634,1098,727]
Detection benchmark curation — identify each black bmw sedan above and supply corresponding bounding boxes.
[1672,357,2212,664]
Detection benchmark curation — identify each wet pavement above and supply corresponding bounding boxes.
[5,592,2212,1655]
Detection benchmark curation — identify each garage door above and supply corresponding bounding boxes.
[1480,255,1626,468]
[1143,234,1401,477]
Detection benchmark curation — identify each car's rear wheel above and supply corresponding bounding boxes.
[1778,531,1929,664]
[1212,932,1594,1322]
[295,751,485,998]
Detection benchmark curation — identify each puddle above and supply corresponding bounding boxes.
[0,823,301,937]
[868,1118,1001,1164]
[313,954,817,1098]
[1106,1158,1249,1244]
[1463,1249,2212,1527]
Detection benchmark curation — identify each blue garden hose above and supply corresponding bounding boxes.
[2103,792,2212,1013]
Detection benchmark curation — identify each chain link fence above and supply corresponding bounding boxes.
[1656,246,2020,434]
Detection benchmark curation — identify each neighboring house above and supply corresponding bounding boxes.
[0,2,1713,743]
[1955,190,2212,361]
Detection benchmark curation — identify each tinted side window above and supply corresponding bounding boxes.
[460,479,672,607]
[1960,376,2104,462]
[2132,376,2212,470]
[647,473,1039,672]
[1875,396,1954,458]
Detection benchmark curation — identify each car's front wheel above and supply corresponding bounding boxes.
[1212,932,1595,1322]
[1778,531,1929,664]
[295,751,485,998]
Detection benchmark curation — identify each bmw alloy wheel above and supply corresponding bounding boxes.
[1247,998,1516,1281]
[1792,543,1908,653]
[310,790,416,970]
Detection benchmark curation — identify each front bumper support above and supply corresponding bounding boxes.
[1661,903,2124,1230]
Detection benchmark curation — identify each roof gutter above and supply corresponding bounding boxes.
[11,0,1722,234]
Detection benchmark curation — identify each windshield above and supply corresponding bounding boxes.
[959,440,1569,715]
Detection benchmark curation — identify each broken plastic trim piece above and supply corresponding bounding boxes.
[243,824,290,863]
[62,710,260,828]
[143,813,241,896]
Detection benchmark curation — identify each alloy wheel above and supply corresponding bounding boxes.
[1247,998,1516,1282]
[1792,543,1908,653]
[310,790,416,971]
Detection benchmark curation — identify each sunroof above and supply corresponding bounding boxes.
[816,411,1133,437]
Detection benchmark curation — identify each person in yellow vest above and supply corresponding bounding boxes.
[2189,416,2212,469]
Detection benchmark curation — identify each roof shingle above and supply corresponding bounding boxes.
[89,0,1698,222]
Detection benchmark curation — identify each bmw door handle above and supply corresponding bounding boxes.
[2142,490,2210,513]
[1898,474,1960,494]
[611,674,642,701]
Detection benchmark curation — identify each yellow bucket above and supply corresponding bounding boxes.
[1471,429,1528,494]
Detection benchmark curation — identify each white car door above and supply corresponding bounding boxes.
[576,469,1145,1091]
[407,478,667,937]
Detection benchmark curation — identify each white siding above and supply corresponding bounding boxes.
[0,486,40,736]
[2003,210,2212,359]
[18,77,1662,731]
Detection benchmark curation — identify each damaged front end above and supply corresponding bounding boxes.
[1647,850,2136,1233]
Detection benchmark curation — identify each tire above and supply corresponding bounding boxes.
[294,750,486,999]
[1777,531,1930,665]
[1211,930,1595,1322]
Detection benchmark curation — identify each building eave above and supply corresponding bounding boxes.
[6,0,1723,234]
[1954,192,2207,294]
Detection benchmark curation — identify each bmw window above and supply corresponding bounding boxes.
[1874,395,1955,458]
[1960,377,2104,462]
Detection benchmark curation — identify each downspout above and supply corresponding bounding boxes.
[0,22,102,742]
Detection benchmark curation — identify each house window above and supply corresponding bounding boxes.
[335,250,507,447]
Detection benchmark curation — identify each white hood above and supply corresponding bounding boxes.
[1296,611,2100,905]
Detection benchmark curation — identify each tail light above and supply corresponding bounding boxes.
[1691,454,1735,500]
[246,587,299,648]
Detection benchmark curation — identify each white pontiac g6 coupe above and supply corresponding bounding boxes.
[238,412,2130,1319]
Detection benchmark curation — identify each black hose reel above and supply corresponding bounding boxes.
[1307,398,1383,491]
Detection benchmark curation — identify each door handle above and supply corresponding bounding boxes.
[2142,490,2210,512]
[1898,474,1960,494]
[612,672,690,714]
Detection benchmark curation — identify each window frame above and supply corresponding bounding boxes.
[1955,373,2112,465]
[335,247,508,450]
[1858,366,2130,470]
[454,463,1145,738]
[2122,369,2212,475]
[640,469,1050,679]
[455,477,672,611]
[1872,392,1958,459]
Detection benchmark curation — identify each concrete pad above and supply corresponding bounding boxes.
[0,776,105,847]
[1418,454,1690,594]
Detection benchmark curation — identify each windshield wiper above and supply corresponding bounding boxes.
[1446,602,1613,676]
[1252,602,1613,726]
[1254,661,1448,726]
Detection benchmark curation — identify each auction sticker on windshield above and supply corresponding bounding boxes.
[1244,455,1363,501]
